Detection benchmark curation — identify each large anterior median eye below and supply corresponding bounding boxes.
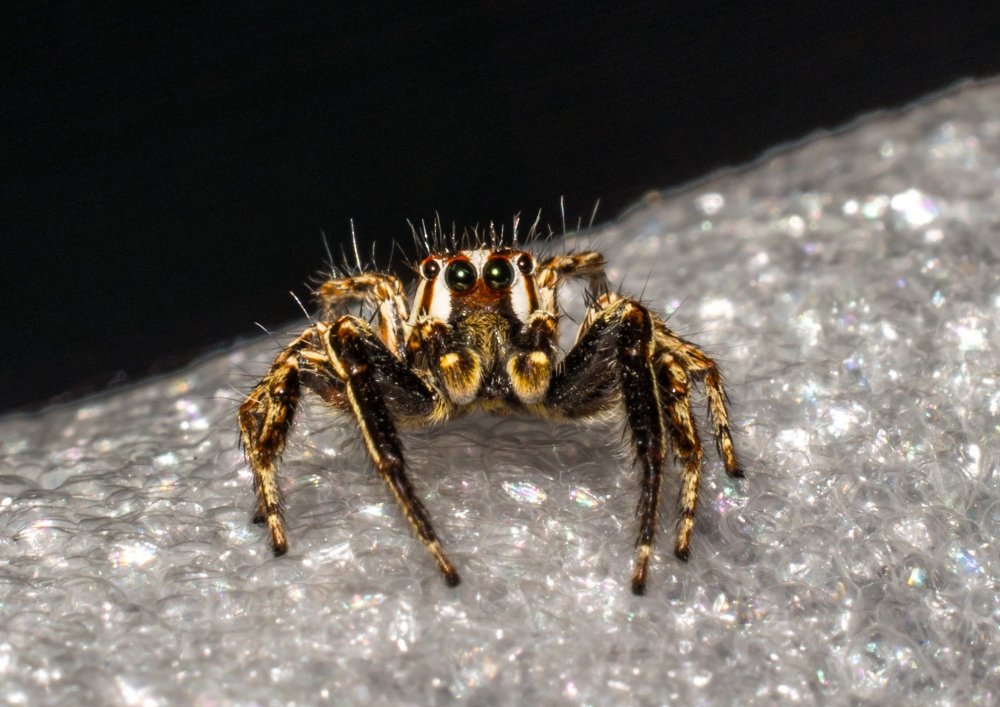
[445,259,477,292]
[483,258,514,290]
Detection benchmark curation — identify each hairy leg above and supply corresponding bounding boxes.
[547,296,669,595]
[316,272,410,358]
[238,331,319,554]
[323,316,459,585]
[656,357,704,560]
[654,325,742,477]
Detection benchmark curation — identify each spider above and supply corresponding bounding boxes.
[238,226,742,594]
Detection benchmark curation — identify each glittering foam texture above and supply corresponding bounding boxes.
[3,79,1000,704]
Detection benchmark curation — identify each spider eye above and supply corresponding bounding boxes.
[515,253,534,274]
[445,259,477,292]
[483,258,514,290]
[421,259,441,280]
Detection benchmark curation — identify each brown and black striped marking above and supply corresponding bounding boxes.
[238,228,742,595]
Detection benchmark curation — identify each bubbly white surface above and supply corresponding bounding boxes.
[3,79,1000,705]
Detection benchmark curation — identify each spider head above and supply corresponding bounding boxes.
[412,247,539,325]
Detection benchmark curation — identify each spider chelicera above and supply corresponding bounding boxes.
[238,226,742,594]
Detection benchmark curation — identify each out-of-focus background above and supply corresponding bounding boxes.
[4,3,1000,411]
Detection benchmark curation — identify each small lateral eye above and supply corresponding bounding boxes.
[483,258,515,290]
[421,258,441,280]
[515,253,534,274]
[445,259,477,292]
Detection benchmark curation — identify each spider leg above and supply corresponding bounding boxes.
[324,316,460,586]
[547,295,669,595]
[536,251,608,296]
[316,272,410,358]
[618,303,669,595]
[238,330,319,554]
[656,357,703,560]
[654,326,742,477]
[534,250,607,317]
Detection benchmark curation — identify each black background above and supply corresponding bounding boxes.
[3,2,999,412]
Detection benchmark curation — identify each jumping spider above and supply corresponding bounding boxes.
[238,227,742,594]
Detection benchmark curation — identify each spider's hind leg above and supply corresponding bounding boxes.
[655,357,703,561]
[239,331,318,554]
[654,326,742,478]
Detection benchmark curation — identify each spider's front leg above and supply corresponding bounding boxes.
[316,271,409,357]
[322,316,461,586]
[548,292,741,595]
[547,294,669,594]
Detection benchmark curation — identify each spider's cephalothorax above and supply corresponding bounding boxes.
[238,235,743,594]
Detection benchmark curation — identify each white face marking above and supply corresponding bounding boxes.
[409,258,451,326]
[409,248,540,326]
[427,274,452,322]
[509,263,532,324]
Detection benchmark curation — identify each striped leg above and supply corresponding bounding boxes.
[536,251,608,295]
[656,357,704,560]
[618,302,669,595]
[323,316,459,586]
[238,332,317,555]
[548,296,669,595]
[653,325,742,477]
[535,251,608,315]
[316,272,410,358]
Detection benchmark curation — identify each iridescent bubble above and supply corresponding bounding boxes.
[906,567,928,588]
[347,593,385,611]
[954,548,981,575]
[110,542,157,568]
[569,486,600,509]
[502,481,547,505]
